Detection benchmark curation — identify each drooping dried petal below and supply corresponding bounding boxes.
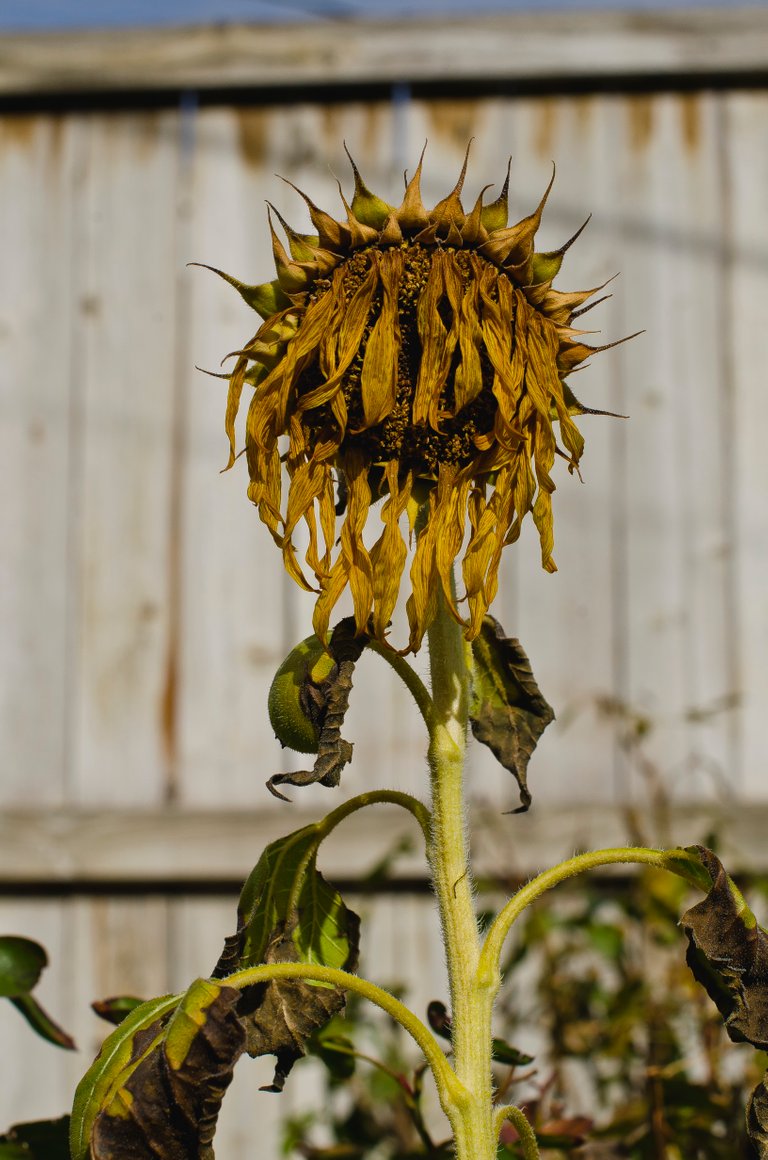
[208,145,621,651]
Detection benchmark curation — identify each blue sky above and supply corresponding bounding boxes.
[2,0,763,32]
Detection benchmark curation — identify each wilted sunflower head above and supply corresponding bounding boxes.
[211,144,622,653]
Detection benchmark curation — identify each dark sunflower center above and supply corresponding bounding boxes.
[299,242,501,477]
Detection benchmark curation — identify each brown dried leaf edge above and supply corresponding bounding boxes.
[681,844,768,1157]
[468,615,555,812]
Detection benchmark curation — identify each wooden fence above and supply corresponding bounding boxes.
[2,8,768,1147]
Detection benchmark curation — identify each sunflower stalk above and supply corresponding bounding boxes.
[425,584,536,1160]
[425,594,495,1160]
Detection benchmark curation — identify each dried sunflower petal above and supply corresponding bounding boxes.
[209,145,619,651]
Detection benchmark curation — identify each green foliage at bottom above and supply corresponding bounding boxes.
[286,864,768,1160]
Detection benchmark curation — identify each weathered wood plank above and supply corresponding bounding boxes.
[1,802,766,884]
[175,106,295,806]
[0,115,79,806]
[1,11,768,96]
[613,93,736,803]
[724,92,768,799]
[69,112,181,806]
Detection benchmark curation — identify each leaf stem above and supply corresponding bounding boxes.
[316,789,431,847]
[479,845,707,986]
[222,961,465,1110]
[494,1104,541,1159]
[365,639,435,731]
[286,789,431,915]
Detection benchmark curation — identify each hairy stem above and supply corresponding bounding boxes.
[426,594,496,1160]
[479,845,708,986]
[286,789,431,916]
[365,638,435,731]
[316,788,431,846]
[494,1104,541,1159]
[222,961,464,1110]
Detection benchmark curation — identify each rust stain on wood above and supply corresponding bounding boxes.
[237,107,267,168]
[680,93,701,153]
[534,98,558,160]
[627,96,654,152]
[425,100,480,152]
[160,637,177,791]
[573,96,595,137]
[0,114,37,148]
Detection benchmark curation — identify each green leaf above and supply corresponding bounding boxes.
[70,993,181,1160]
[10,994,75,1050]
[468,616,555,812]
[0,1117,70,1159]
[0,936,75,1050]
[216,822,359,976]
[86,979,245,1160]
[0,937,46,998]
[680,845,768,1050]
[219,825,319,969]
[213,822,360,1092]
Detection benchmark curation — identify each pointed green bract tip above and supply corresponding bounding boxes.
[481,158,511,233]
[195,264,289,319]
[530,251,564,286]
[288,233,320,262]
[248,278,291,318]
[351,185,393,231]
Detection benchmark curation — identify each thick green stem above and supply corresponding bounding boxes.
[426,595,496,1160]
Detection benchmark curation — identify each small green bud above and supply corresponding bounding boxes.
[268,635,336,754]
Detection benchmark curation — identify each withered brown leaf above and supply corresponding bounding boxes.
[680,845,768,1051]
[89,983,245,1160]
[469,615,554,812]
[236,914,360,1092]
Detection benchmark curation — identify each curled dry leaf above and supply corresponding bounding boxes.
[237,916,360,1093]
[679,845,768,1159]
[680,845,768,1050]
[267,617,367,800]
[468,615,555,812]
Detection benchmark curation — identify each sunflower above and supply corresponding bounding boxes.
[211,145,621,653]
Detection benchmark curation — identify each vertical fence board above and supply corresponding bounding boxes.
[69,112,181,806]
[725,92,768,800]
[177,106,293,807]
[609,93,734,805]
[0,116,78,806]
